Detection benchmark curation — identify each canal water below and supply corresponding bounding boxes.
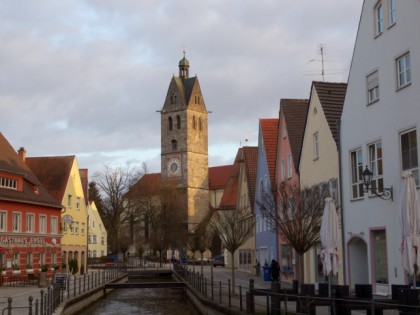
[77,287,200,315]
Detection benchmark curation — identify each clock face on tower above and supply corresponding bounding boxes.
[167,158,181,177]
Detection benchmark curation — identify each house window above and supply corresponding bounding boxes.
[372,230,388,284]
[283,125,287,139]
[281,160,286,181]
[329,178,339,204]
[51,217,58,234]
[287,154,292,178]
[13,253,20,270]
[39,215,46,234]
[93,235,97,244]
[401,129,418,185]
[389,0,396,25]
[367,70,379,103]
[75,222,79,234]
[76,197,80,210]
[281,244,293,274]
[0,212,6,232]
[0,177,17,190]
[375,1,383,35]
[26,214,34,233]
[101,236,105,245]
[313,132,319,160]
[176,115,181,129]
[168,117,173,130]
[67,195,72,208]
[81,223,85,235]
[26,252,33,268]
[396,52,411,88]
[350,148,364,199]
[39,252,45,266]
[171,140,177,151]
[12,213,21,232]
[368,141,384,194]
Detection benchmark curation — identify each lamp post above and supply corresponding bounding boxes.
[361,166,393,201]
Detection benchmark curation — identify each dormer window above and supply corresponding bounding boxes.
[0,177,17,190]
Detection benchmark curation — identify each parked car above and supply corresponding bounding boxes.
[213,255,225,267]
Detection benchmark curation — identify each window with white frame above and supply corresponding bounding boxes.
[329,179,339,205]
[375,1,383,35]
[75,222,79,234]
[39,215,46,233]
[51,217,58,234]
[350,148,364,199]
[101,236,105,245]
[389,0,396,25]
[93,235,97,244]
[26,252,33,268]
[397,52,411,88]
[81,223,85,234]
[367,70,379,103]
[12,212,21,232]
[281,160,286,181]
[368,141,384,194]
[401,129,419,185]
[0,177,17,190]
[313,132,319,159]
[287,154,292,178]
[39,252,45,266]
[26,214,34,233]
[0,211,6,232]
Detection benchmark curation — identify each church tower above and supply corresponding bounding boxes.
[161,54,209,229]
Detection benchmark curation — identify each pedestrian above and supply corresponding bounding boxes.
[271,259,280,282]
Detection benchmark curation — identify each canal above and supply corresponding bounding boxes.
[77,287,200,315]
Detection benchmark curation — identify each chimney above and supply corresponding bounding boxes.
[18,147,26,162]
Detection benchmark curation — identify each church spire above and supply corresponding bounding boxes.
[178,50,189,79]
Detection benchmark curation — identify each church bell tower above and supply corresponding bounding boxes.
[160,54,209,229]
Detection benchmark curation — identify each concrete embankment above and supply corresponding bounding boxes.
[54,274,127,315]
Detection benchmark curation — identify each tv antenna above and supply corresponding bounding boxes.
[306,44,342,81]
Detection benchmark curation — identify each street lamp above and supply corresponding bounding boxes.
[362,166,393,201]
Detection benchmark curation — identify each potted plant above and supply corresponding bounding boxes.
[26,263,34,273]
[53,264,60,270]
[40,264,48,272]
[12,263,20,274]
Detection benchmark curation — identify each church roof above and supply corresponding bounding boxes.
[173,76,199,106]
[209,165,234,189]
[242,146,258,210]
[280,99,309,172]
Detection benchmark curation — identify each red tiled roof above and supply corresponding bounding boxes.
[260,119,279,188]
[312,81,347,146]
[209,165,233,190]
[219,150,241,210]
[242,146,258,210]
[0,133,62,209]
[26,156,75,203]
[280,99,309,172]
[79,168,89,205]
[127,173,162,197]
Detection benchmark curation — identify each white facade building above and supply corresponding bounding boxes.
[341,0,420,296]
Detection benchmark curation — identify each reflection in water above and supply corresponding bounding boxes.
[77,288,199,315]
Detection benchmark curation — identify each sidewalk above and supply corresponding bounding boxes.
[0,283,43,312]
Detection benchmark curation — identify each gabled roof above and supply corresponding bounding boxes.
[281,99,309,171]
[79,169,89,206]
[126,173,162,198]
[26,156,75,203]
[242,146,258,210]
[312,81,347,146]
[219,150,241,210]
[0,133,62,209]
[260,118,279,188]
[209,165,233,190]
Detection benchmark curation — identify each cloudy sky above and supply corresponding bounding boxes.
[0,0,363,178]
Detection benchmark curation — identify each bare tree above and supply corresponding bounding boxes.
[188,215,213,274]
[209,208,254,294]
[257,181,329,283]
[93,165,135,254]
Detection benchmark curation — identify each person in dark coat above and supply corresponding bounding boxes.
[271,259,280,282]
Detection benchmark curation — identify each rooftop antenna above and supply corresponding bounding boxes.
[306,43,342,81]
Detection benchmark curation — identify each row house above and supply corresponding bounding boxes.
[0,133,62,282]
[26,155,89,274]
[341,0,420,296]
[299,82,347,286]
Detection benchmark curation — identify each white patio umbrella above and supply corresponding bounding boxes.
[320,197,341,296]
[398,171,420,288]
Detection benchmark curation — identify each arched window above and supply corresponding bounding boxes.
[192,116,196,129]
[168,117,173,130]
[199,117,202,131]
[176,115,181,129]
[171,140,177,151]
